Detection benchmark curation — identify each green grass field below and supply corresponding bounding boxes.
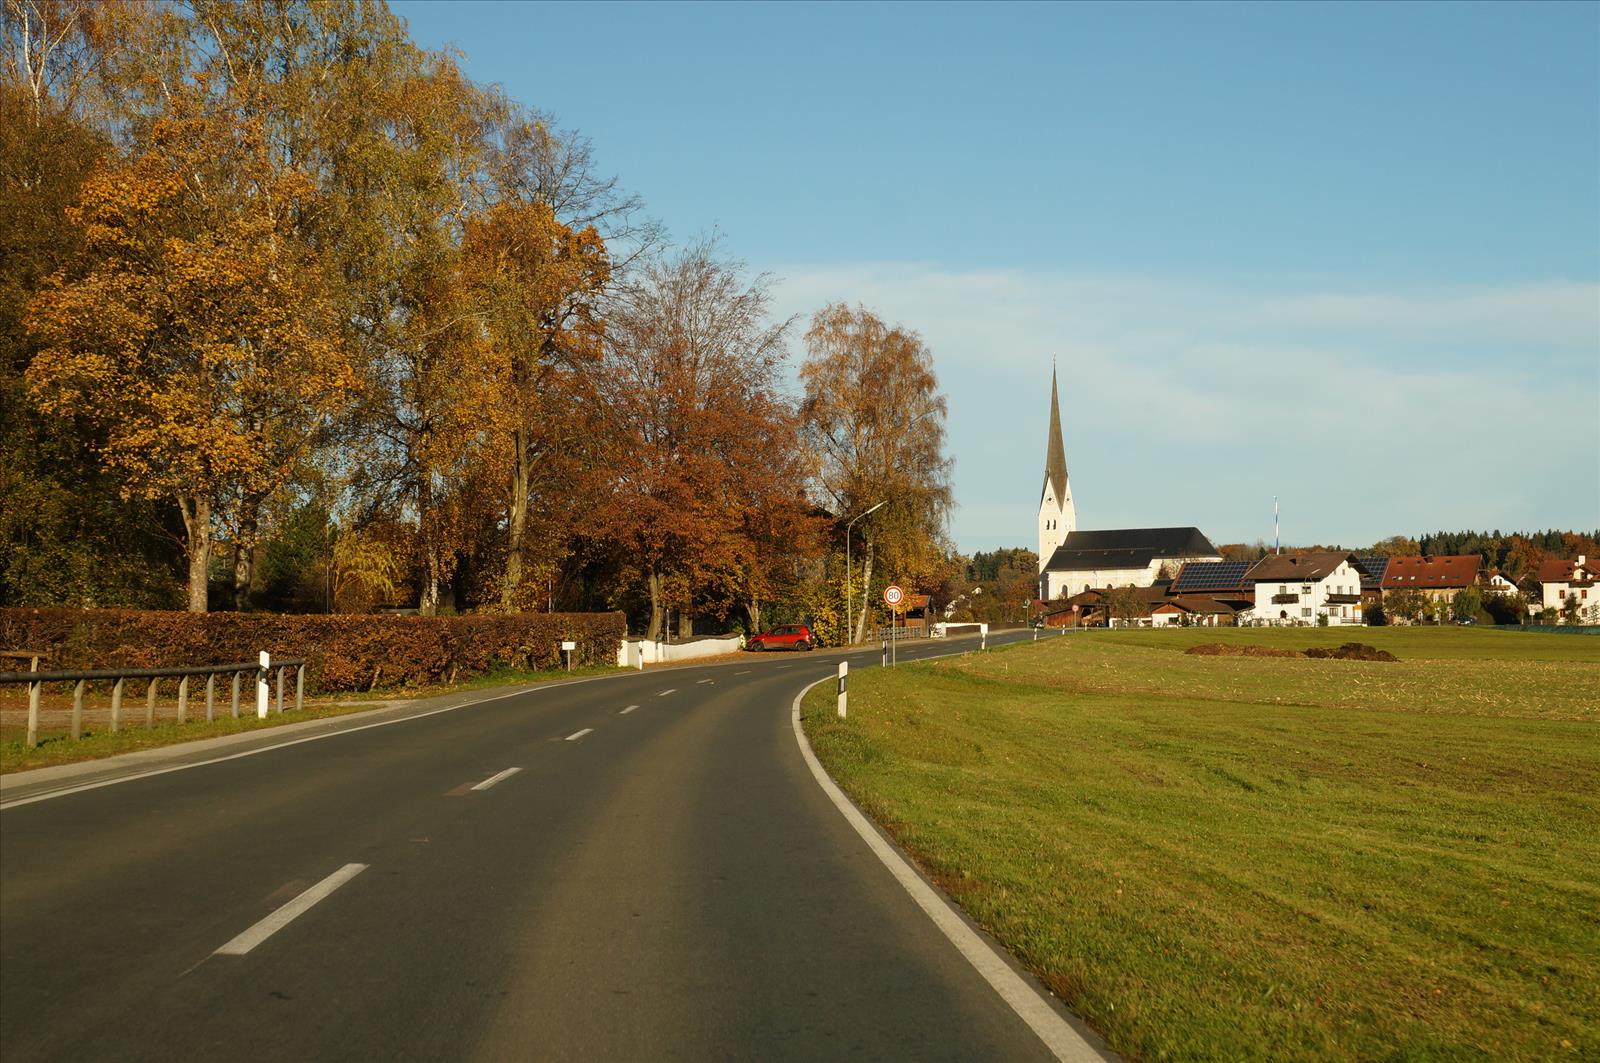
[802,627,1599,1061]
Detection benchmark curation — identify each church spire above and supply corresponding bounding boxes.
[1042,365,1069,506]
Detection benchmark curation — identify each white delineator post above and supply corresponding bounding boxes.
[256,651,270,719]
[837,661,848,719]
[981,623,988,651]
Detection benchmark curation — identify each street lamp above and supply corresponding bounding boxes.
[845,500,886,645]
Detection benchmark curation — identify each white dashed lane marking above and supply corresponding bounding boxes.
[565,729,593,741]
[469,767,522,791]
[214,864,367,957]
[620,705,639,714]
[658,689,676,697]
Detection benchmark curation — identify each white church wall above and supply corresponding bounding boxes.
[1044,564,1156,600]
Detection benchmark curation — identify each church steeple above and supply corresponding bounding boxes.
[1038,366,1076,574]
[1043,366,1069,508]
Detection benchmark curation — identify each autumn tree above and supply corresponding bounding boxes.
[800,302,953,643]
[593,240,805,639]
[25,104,353,611]
[463,198,609,610]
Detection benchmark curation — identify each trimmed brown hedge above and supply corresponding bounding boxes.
[0,607,626,693]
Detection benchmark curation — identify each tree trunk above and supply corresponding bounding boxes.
[645,569,665,640]
[853,539,875,644]
[179,494,212,614]
[418,473,440,616]
[746,598,761,636]
[501,426,531,611]
[677,609,692,640]
[232,503,258,611]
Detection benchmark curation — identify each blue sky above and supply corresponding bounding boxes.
[395,0,1600,552]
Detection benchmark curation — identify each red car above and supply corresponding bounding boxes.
[746,624,816,652]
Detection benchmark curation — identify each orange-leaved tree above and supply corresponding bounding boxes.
[463,198,610,611]
[594,240,803,639]
[26,106,354,611]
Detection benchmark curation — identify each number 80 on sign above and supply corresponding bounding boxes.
[883,585,904,607]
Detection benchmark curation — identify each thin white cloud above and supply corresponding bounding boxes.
[767,264,1600,550]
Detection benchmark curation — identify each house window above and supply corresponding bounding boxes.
[1301,607,1312,617]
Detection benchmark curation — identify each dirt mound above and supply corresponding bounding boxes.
[1184,641,1399,662]
[1185,644,1306,658]
[1305,642,1399,662]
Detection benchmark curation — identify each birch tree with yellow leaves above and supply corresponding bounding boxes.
[25,104,355,611]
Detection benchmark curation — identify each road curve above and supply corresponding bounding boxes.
[1,629,1103,1061]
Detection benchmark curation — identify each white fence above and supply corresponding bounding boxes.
[931,622,987,639]
[618,634,744,668]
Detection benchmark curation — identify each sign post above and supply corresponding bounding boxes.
[256,651,270,719]
[560,640,576,672]
[883,585,903,667]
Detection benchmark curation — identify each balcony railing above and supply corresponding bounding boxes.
[1270,592,1299,604]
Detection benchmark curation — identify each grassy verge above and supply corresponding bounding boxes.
[0,662,619,774]
[803,627,1599,1061]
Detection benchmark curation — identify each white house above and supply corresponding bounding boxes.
[1245,552,1367,626]
[1486,573,1518,596]
[1536,555,1599,623]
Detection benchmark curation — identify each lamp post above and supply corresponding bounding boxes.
[845,500,886,645]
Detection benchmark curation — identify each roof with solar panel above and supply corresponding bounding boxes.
[1171,560,1255,595]
[1354,555,1390,589]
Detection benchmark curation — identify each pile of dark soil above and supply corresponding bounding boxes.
[1304,642,1399,662]
[1184,644,1305,658]
[1184,642,1399,662]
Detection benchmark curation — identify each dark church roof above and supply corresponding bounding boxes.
[1042,527,1220,573]
[1041,367,1069,506]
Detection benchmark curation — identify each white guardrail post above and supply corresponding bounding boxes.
[837,661,848,718]
[256,650,270,719]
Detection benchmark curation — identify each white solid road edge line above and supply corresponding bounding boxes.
[565,728,593,741]
[789,679,1111,1063]
[470,766,522,791]
[214,863,367,957]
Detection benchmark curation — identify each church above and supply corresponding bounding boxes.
[1036,368,1223,600]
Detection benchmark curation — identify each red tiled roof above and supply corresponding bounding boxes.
[1380,555,1481,590]
[1537,558,1597,584]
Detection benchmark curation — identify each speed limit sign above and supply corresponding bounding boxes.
[884,585,904,608]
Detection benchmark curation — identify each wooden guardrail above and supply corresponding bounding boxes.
[0,655,306,749]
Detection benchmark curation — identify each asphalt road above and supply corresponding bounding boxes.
[1,629,1093,1061]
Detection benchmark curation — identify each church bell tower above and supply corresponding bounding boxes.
[1038,367,1075,573]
